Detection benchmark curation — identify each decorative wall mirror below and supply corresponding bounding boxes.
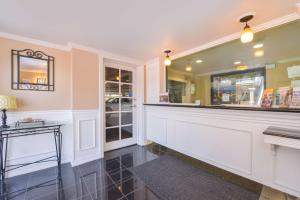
[11,49,55,91]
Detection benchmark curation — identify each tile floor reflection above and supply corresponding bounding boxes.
[1,145,159,200]
[1,143,296,200]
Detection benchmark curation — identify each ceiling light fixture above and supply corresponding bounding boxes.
[185,65,192,72]
[234,61,241,65]
[164,50,172,66]
[237,65,248,71]
[239,14,254,43]
[254,49,264,57]
[196,59,203,63]
[253,43,263,49]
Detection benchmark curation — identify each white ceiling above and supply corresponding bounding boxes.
[0,0,298,61]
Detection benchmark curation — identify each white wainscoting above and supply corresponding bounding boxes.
[72,109,102,166]
[6,110,73,177]
[146,114,167,145]
[145,106,300,197]
[5,109,103,176]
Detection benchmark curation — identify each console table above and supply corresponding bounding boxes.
[0,122,63,195]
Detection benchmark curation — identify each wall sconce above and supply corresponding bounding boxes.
[164,50,172,66]
[239,14,254,43]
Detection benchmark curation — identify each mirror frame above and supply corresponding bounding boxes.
[11,49,55,91]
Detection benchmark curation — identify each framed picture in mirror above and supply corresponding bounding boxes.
[11,49,55,91]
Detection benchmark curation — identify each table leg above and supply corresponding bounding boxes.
[0,136,3,196]
[54,129,62,178]
[57,176,65,200]
[0,134,7,197]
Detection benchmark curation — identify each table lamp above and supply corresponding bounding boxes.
[0,95,17,128]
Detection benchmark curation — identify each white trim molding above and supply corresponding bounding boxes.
[0,32,70,51]
[68,42,143,66]
[0,33,143,66]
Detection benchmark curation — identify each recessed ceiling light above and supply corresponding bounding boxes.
[237,65,248,70]
[253,43,263,49]
[196,59,203,63]
[185,65,192,72]
[254,49,264,57]
[234,61,241,65]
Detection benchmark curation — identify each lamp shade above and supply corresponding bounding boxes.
[241,27,254,43]
[0,95,17,110]
[164,56,171,66]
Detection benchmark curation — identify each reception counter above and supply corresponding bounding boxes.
[144,104,300,197]
[144,103,300,113]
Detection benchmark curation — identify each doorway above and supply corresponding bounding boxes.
[104,61,137,151]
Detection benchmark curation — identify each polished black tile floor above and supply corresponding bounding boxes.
[1,144,262,200]
[1,145,161,200]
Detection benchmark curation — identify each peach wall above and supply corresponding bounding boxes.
[71,48,99,109]
[0,37,71,111]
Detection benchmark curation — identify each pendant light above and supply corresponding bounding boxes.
[239,15,254,43]
[164,50,172,66]
[185,59,192,71]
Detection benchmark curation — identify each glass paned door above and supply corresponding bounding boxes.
[104,65,136,151]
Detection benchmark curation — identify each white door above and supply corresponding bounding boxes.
[104,61,137,151]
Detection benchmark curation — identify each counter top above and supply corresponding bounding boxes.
[263,126,300,140]
[144,103,300,113]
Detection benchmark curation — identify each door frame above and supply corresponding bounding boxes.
[101,58,138,152]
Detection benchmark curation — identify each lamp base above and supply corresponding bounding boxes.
[0,125,9,129]
[1,109,9,128]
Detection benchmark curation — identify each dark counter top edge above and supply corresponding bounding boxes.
[263,126,300,140]
[144,103,300,113]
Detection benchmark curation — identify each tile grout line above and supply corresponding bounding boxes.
[77,165,99,200]
[104,165,128,199]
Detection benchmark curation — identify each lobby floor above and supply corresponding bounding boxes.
[1,143,297,200]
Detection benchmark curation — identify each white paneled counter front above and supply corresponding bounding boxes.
[144,104,300,197]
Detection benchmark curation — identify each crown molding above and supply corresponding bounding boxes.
[172,12,300,60]
[0,32,70,51]
[68,43,142,66]
[68,42,100,54]
[101,50,143,66]
[0,32,143,65]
